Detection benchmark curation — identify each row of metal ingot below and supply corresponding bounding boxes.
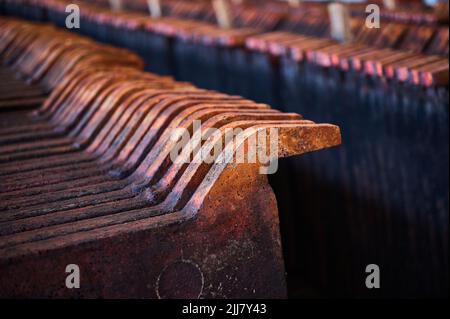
[4,0,446,88]
[44,0,450,27]
[246,31,449,87]
[0,17,144,92]
[0,18,341,298]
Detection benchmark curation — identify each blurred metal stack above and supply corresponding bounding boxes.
[1,0,448,298]
[0,17,341,298]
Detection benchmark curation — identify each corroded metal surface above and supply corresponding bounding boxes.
[0,18,341,298]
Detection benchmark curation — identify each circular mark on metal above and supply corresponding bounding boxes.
[156,260,204,299]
